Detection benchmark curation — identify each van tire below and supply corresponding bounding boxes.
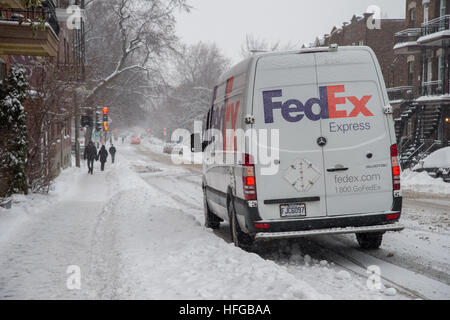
[356,232,383,250]
[228,199,254,250]
[203,188,221,229]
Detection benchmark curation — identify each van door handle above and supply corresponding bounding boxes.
[327,167,349,172]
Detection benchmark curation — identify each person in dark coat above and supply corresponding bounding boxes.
[109,145,117,164]
[98,145,108,171]
[83,141,98,175]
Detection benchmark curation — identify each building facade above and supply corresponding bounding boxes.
[321,13,408,90]
[0,0,85,196]
[391,0,449,167]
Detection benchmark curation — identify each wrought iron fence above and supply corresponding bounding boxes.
[421,80,444,96]
[387,86,414,101]
[394,28,422,44]
[0,5,60,36]
[422,15,450,36]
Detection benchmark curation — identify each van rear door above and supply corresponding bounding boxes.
[315,49,393,216]
[252,53,327,221]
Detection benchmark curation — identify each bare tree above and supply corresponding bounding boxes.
[25,61,76,193]
[240,34,300,59]
[83,0,190,128]
[154,42,229,133]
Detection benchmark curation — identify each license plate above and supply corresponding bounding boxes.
[280,203,306,218]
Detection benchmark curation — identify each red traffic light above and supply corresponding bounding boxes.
[103,107,109,114]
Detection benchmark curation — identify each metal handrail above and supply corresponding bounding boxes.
[421,15,450,36]
[387,86,413,92]
[394,28,422,44]
[421,80,444,96]
[395,28,422,37]
[387,86,414,101]
[403,142,425,162]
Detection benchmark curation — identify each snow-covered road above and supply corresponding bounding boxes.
[0,142,449,300]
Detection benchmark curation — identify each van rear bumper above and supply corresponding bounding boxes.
[249,212,402,233]
[255,223,404,240]
[234,196,403,234]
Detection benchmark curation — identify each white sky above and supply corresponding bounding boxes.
[175,0,406,63]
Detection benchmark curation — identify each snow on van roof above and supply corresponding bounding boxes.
[218,46,373,84]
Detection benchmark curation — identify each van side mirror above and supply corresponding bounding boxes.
[190,133,203,153]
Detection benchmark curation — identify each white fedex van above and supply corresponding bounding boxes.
[195,46,404,250]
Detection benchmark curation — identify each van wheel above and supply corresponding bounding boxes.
[203,188,221,229]
[356,232,383,250]
[229,200,254,250]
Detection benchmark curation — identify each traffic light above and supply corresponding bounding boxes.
[103,107,109,122]
[104,122,108,132]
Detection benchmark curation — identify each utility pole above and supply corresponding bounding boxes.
[74,93,81,168]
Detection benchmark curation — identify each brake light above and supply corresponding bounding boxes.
[391,144,401,191]
[254,223,270,230]
[243,154,257,201]
[386,213,400,221]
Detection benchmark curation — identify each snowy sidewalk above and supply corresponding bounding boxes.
[1,144,448,300]
[0,149,324,300]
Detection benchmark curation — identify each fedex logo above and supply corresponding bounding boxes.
[263,85,374,124]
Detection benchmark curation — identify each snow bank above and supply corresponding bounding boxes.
[0,167,84,245]
[402,169,450,195]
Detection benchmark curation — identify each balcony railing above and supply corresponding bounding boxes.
[387,86,414,102]
[394,28,422,44]
[421,80,444,96]
[422,15,450,36]
[54,0,85,9]
[0,5,59,36]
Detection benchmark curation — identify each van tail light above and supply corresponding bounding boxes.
[254,223,270,230]
[386,213,400,221]
[391,144,401,191]
[243,154,257,201]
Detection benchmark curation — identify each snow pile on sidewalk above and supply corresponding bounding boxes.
[402,169,450,195]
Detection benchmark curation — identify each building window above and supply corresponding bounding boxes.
[408,61,414,87]
[427,58,433,82]
[359,40,364,46]
[424,3,429,23]
[441,0,447,17]
[0,58,6,80]
[409,8,416,27]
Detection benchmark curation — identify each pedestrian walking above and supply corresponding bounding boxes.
[83,141,98,175]
[98,145,108,171]
[109,145,117,164]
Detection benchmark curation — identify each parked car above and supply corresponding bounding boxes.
[131,138,141,145]
[163,142,175,154]
[413,147,450,183]
[163,142,184,155]
[196,46,404,250]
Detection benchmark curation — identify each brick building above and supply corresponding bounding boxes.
[0,0,85,196]
[391,0,449,167]
[320,13,408,90]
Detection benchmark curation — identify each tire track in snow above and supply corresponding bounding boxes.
[131,143,450,300]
